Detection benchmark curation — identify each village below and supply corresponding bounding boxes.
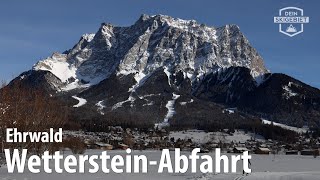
[63,126,320,157]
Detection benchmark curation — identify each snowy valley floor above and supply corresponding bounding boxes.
[1,150,320,180]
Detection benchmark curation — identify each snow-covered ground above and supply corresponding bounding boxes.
[95,100,106,115]
[112,96,135,110]
[155,93,180,128]
[169,130,265,144]
[72,96,87,108]
[163,67,172,86]
[34,53,76,83]
[194,172,320,180]
[261,119,308,133]
[1,150,319,180]
[164,93,180,122]
[282,82,298,100]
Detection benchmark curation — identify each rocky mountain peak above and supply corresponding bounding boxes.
[32,14,268,91]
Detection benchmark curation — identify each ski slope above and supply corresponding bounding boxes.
[261,119,308,133]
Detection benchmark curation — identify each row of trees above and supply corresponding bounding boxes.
[0,82,68,154]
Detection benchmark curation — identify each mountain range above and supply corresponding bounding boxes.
[3,14,320,129]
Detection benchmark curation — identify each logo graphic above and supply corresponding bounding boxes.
[274,7,309,37]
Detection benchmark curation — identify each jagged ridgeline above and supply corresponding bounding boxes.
[2,14,320,130]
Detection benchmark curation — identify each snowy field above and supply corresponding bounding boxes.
[1,150,319,180]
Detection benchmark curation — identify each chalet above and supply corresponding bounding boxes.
[96,143,113,150]
[255,147,271,154]
[210,143,219,148]
[84,140,99,149]
[233,147,249,153]
[118,143,129,150]
[199,148,210,153]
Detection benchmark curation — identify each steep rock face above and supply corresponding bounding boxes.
[193,67,257,105]
[238,74,320,127]
[8,70,63,92]
[32,14,268,92]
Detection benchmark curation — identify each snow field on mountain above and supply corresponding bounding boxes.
[96,100,106,115]
[261,119,308,133]
[282,82,299,99]
[72,96,87,108]
[34,56,76,83]
[164,93,180,123]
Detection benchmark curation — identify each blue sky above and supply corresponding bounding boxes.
[0,0,319,87]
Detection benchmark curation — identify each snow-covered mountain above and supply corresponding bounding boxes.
[5,14,320,129]
[32,14,268,92]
